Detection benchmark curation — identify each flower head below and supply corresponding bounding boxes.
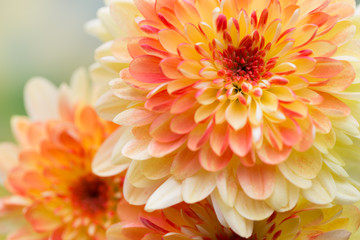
[107,199,360,240]
[0,69,124,239]
[90,0,360,237]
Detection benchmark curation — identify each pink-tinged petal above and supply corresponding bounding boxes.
[293,24,318,47]
[170,109,196,134]
[187,121,214,151]
[145,90,175,112]
[178,60,203,79]
[107,223,149,240]
[234,190,274,221]
[293,117,314,152]
[24,204,62,232]
[171,148,201,179]
[139,36,169,55]
[229,124,252,157]
[199,144,232,172]
[134,0,157,21]
[239,151,256,167]
[128,37,147,58]
[113,108,158,126]
[281,100,308,118]
[310,108,331,134]
[314,230,351,240]
[286,75,309,90]
[225,100,248,131]
[304,40,337,57]
[308,57,344,78]
[210,123,229,156]
[257,140,292,165]
[294,88,323,105]
[145,177,183,211]
[170,93,197,114]
[158,29,188,54]
[160,57,183,79]
[130,55,170,83]
[174,0,201,25]
[237,164,276,200]
[182,170,216,203]
[315,60,355,92]
[148,136,187,158]
[150,114,183,142]
[277,118,301,147]
[315,92,350,117]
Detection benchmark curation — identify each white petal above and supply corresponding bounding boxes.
[123,175,159,206]
[70,68,89,103]
[266,172,299,212]
[0,143,18,182]
[234,190,273,221]
[334,178,360,204]
[182,170,216,203]
[24,77,59,121]
[301,169,336,204]
[92,127,130,177]
[145,177,183,211]
[212,189,253,238]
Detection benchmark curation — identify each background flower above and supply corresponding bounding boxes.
[0,70,123,239]
[90,0,360,237]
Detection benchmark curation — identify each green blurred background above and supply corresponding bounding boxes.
[0,0,104,141]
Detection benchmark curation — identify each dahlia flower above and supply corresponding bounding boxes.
[107,198,360,240]
[90,0,360,237]
[0,69,125,239]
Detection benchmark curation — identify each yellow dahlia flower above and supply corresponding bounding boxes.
[90,0,360,237]
[107,199,360,240]
[0,69,125,239]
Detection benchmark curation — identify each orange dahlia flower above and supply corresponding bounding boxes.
[107,199,360,240]
[0,70,124,239]
[90,0,360,237]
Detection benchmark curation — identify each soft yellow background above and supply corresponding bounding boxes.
[0,0,103,141]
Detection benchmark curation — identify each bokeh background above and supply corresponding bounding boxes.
[0,0,104,141]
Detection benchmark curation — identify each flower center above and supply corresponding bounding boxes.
[69,174,109,216]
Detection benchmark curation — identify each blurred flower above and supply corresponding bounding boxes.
[107,198,360,240]
[89,0,360,237]
[0,69,124,239]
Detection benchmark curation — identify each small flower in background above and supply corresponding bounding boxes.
[89,0,360,237]
[107,198,360,240]
[0,69,125,239]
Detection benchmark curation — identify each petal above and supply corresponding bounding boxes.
[170,148,201,179]
[114,108,157,126]
[130,55,170,83]
[228,124,252,157]
[234,190,273,221]
[216,169,239,208]
[24,77,59,121]
[301,169,336,204]
[92,127,131,177]
[308,57,344,78]
[158,29,188,54]
[123,175,159,205]
[334,178,360,204]
[24,204,61,232]
[225,100,248,131]
[148,136,187,158]
[315,92,350,117]
[199,144,232,172]
[237,164,276,200]
[182,170,216,203]
[145,177,183,211]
